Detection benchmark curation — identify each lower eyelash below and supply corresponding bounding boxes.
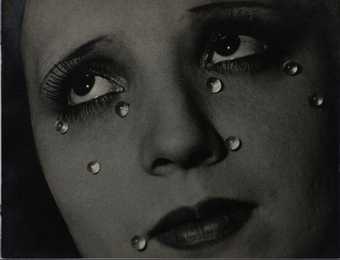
[60,91,120,122]
[206,53,278,74]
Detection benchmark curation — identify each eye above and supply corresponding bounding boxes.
[68,71,125,106]
[211,34,267,63]
[201,31,268,71]
[42,58,128,122]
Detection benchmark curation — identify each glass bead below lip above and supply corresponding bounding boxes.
[131,235,147,251]
[225,136,242,151]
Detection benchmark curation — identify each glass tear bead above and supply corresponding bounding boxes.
[207,77,224,94]
[282,60,302,76]
[87,161,101,175]
[55,120,69,135]
[225,136,242,152]
[115,101,130,118]
[131,235,147,251]
[309,94,325,108]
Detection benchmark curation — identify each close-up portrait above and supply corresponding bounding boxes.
[2,0,340,258]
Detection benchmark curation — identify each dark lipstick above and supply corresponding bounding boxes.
[148,198,257,250]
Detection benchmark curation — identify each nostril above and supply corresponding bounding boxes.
[183,148,213,169]
[151,158,173,170]
[150,158,175,177]
[150,147,215,175]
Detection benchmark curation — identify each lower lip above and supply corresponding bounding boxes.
[157,215,242,249]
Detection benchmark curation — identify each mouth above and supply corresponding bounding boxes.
[148,198,257,250]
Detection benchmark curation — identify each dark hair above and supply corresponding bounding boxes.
[2,0,79,257]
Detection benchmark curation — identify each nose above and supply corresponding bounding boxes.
[140,78,227,176]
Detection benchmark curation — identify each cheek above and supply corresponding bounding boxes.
[204,45,337,254]
[32,105,152,255]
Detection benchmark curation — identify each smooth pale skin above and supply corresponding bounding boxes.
[22,0,338,257]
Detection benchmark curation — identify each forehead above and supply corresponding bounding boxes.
[24,0,282,48]
[23,0,224,46]
[22,0,217,76]
[22,0,314,80]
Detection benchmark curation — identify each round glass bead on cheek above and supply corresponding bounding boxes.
[55,120,69,135]
[309,94,325,108]
[87,161,101,175]
[282,60,303,76]
[207,77,224,94]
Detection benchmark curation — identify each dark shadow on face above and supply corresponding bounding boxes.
[2,0,80,257]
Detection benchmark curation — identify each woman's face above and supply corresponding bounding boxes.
[22,0,338,257]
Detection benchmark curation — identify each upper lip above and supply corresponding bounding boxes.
[147,197,257,245]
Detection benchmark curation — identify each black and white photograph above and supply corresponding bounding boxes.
[2,0,340,258]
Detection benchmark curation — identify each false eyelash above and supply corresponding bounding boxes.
[60,92,120,122]
[42,57,83,106]
[205,51,282,75]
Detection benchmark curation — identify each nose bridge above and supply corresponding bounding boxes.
[138,47,226,174]
[138,38,198,128]
[152,79,206,150]
[140,44,205,142]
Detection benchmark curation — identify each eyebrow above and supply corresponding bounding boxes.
[189,1,274,14]
[64,35,111,61]
[41,35,111,84]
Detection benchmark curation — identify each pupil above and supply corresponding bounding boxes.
[214,33,240,56]
[72,72,95,96]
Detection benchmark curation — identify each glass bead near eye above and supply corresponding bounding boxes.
[225,136,242,152]
[282,60,302,76]
[115,101,130,118]
[207,77,224,94]
[55,120,69,135]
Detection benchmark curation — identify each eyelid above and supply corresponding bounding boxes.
[40,57,82,107]
[69,75,116,106]
[210,35,267,64]
[39,36,112,85]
